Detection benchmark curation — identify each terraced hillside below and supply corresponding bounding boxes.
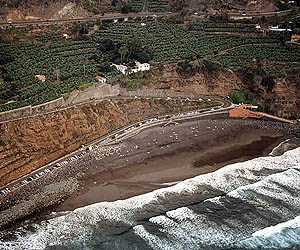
[189,20,263,34]
[211,44,300,76]
[93,18,279,62]
[148,0,169,12]
[1,17,299,112]
[0,40,99,112]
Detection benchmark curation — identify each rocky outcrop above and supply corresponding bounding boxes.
[247,0,278,12]
[146,63,300,119]
[148,63,242,96]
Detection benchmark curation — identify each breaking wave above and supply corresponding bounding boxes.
[0,148,299,250]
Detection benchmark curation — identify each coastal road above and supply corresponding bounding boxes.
[0,96,233,197]
[0,12,172,27]
[0,9,294,27]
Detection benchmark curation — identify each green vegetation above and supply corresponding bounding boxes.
[211,43,300,76]
[97,37,153,64]
[148,0,169,12]
[125,80,137,91]
[93,18,279,63]
[79,82,93,91]
[131,0,144,12]
[1,17,299,112]
[229,91,255,104]
[0,40,98,112]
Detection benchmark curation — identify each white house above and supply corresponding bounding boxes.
[112,61,150,75]
[96,76,107,83]
[135,61,150,71]
[268,26,292,32]
[112,64,128,74]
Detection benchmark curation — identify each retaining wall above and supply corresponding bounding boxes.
[31,98,64,113]
[0,106,32,121]
[120,88,198,98]
[0,98,64,122]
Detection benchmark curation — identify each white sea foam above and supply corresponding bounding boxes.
[253,215,300,237]
[0,148,299,250]
[236,215,300,249]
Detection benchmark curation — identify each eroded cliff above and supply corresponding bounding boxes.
[145,63,300,119]
[0,98,208,186]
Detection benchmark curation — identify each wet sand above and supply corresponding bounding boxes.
[56,118,283,212]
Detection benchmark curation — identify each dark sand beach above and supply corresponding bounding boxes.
[56,118,284,212]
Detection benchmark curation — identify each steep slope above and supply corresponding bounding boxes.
[0,98,204,186]
[145,63,300,119]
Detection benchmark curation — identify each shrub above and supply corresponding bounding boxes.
[126,80,137,91]
[229,91,247,104]
[79,82,93,91]
[261,76,275,92]
[202,59,220,73]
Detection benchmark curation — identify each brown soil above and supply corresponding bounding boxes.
[0,98,210,186]
[142,63,300,120]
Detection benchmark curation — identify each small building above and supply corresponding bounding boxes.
[112,61,150,75]
[96,76,107,84]
[112,64,128,74]
[135,61,150,71]
[63,34,69,39]
[35,74,46,82]
[291,34,300,43]
[268,26,292,32]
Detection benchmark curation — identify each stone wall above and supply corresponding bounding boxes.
[120,88,198,98]
[0,106,32,122]
[0,98,64,122]
[0,84,120,123]
[31,98,64,113]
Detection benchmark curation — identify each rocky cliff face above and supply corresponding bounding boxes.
[146,63,300,119]
[189,0,279,13]
[150,64,242,96]
[247,0,278,12]
[0,98,203,186]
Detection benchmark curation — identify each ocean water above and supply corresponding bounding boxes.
[0,148,299,250]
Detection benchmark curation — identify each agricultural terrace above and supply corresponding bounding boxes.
[0,17,299,111]
[131,0,144,12]
[189,19,262,34]
[0,40,99,112]
[130,0,168,12]
[148,0,168,12]
[93,18,279,62]
[211,44,300,76]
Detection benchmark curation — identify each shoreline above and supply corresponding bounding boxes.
[55,121,284,212]
[0,117,298,233]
